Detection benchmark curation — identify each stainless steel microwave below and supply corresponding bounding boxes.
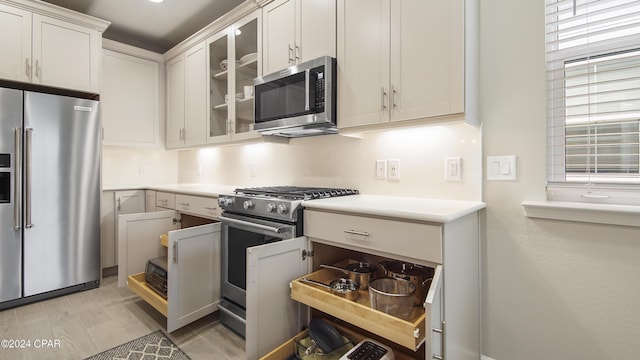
[253,56,337,138]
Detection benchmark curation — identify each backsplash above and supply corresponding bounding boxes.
[102,148,179,187]
[178,121,482,201]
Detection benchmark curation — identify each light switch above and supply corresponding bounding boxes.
[487,155,517,180]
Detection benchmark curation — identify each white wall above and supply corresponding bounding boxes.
[102,148,178,187]
[481,0,640,359]
[177,121,482,201]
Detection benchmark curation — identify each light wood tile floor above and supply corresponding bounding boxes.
[0,275,245,360]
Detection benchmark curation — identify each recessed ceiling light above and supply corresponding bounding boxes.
[149,0,164,3]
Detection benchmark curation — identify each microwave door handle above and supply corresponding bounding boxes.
[305,69,310,111]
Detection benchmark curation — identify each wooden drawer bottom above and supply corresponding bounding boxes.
[127,272,168,317]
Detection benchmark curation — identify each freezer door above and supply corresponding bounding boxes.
[23,92,101,297]
[0,88,23,303]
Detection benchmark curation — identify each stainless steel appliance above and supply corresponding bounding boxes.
[254,56,337,137]
[0,87,101,309]
[217,186,358,337]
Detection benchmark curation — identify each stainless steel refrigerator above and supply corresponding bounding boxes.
[0,87,101,308]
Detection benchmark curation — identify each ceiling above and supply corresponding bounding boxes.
[40,0,245,54]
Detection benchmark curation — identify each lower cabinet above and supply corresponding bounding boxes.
[117,209,221,332]
[255,210,480,360]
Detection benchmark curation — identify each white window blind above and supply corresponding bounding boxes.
[546,0,640,204]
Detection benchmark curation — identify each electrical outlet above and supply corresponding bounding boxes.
[375,160,387,179]
[138,164,145,176]
[388,159,400,180]
[249,162,257,178]
[445,157,462,181]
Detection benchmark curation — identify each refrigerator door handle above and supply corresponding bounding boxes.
[14,128,21,230]
[25,128,33,229]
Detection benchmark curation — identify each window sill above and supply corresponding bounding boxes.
[522,201,640,227]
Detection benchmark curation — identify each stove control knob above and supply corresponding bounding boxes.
[276,203,288,215]
[218,197,232,207]
[243,200,255,210]
[266,203,277,213]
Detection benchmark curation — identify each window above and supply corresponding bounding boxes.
[546,0,640,205]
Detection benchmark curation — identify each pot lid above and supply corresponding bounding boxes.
[381,261,434,277]
[345,262,376,273]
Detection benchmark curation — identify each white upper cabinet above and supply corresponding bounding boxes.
[0,4,31,83]
[32,14,101,93]
[101,43,162,148]
[0,1,108,93]
[263,0,336,74]
[337,0,466,129]
[207,11,261,144]
[166,41,208,149]
[166,55,185,149]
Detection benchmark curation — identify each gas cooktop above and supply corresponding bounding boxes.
[234,186,359,200]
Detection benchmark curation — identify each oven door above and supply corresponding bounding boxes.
[219,212,296,308]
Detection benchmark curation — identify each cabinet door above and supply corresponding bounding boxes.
[0,4,31,83]
[102,49,160,147]
[336,0,390,128]
[425,265,444,360]
[263,0,296,74]
[115,190,146,215]
[297,0,336,63]
[166,55,185,148]
[184,42,208,146]
[167,222,221,332]
[117,210,176,287]
[100,192,116,269]
[146,190,156,212]
[207,30,230,141]
[246,236,308,359]
[32,14,100,93]
[390,0,464,122]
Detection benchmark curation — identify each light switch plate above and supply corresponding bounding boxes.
[487,155,517,181]
[375,160,387,179]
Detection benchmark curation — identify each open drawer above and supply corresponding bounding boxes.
[290,263,442,351]
[260,319,420,360]
[128,272,168,317]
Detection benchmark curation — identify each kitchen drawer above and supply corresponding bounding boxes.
[291,264,439,351]
[260,319,417,360]
[128,272,168,317]
[175,194,220,219]
[156,192,176,209]
[304,210,442,264]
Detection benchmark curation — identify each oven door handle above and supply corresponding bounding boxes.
[219,215,287,234]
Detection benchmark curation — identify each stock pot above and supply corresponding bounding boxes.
[320,262,376,289]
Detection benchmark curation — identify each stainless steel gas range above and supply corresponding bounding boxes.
[216,186,358,337]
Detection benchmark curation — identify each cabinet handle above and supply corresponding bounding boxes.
[343,229,370,237]
[117,197,121,211]
[159,199,168,204]
[35,60,40,80]
[288,44,294,64]
[381,87,387,111]
[391,84,397,108]
[203,206,217,210]
[295,44,300,61]
[173,242,178,263]
[25,58,31,78]
[178,202,189,206]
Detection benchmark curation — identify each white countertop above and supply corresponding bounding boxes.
[302,194,486,223]
[102,183,236,197]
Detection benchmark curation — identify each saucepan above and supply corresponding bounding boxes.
[300,277,359,301]
[320,262,377,289]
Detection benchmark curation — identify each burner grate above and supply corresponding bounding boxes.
[234,186,359,200]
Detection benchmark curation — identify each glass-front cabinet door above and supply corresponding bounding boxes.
[208,31,229,140]
[207,11,261,144]
[233,17,259,138]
